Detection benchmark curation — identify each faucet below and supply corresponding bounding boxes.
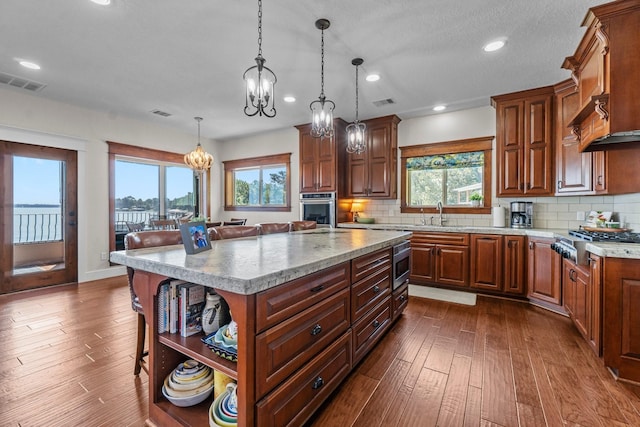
[436,201,446,226]
[420,208,427,225]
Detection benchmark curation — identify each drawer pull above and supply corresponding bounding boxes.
[399,295,406,301]
[310,324,322,336]
[312,377,324,390]
[373,285,380,294]
[373,320,380,328]
[310,285,324,293]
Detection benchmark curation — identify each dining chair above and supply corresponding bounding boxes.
[124,230,183,375]
[258,222,291,234]
[151,219,178,230]
[290,220,317,231]
[210,225,260,240]
[126,221,145,232]
[222,220,246,226]
[230,218,247,225]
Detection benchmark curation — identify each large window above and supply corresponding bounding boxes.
[400,136,493,214]
[223,153,291,211]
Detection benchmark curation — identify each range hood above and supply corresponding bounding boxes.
[583,130,640,152]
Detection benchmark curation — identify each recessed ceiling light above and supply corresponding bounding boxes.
[283,96,296,103]
[483,39,506,52]
[19,61,41,70]
[90,0,111,5]
[433,105,446,112]
[365,74,380,82]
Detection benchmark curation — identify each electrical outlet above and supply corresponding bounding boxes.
[576,211,586,221]
[100,252,108,261]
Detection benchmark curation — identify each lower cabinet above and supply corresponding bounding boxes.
[562,258,590,340]
[392,282,409,321]
[410,232,469,287]
[527,237,563,311]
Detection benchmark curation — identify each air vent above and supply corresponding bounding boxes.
[372,98,395,107]
[151,109,172,117]
[0,71,46,92]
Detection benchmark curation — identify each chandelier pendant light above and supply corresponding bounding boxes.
[346,58,367,154]
[243,0,277,117]
[184,117,214,173]
[309,18,335,138]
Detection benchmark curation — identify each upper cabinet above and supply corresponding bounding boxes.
[297,119,347,193]
[344,115,400,199]
[561,0,640,152]
[492,86,555,197]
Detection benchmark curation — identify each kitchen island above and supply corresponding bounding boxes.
[110,228,411,427]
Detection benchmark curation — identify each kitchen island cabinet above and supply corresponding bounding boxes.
[110,228,409,427]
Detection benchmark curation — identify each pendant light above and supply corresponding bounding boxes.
[309,19,335,138]
[243,0,277,117]
[184,117,213,173]
[346,58,366,154]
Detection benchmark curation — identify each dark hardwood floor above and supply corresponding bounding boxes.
[2,277,640,426]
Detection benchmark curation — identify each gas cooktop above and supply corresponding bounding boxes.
[569,229,640,243]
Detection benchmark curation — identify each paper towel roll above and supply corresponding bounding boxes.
[492,206,506,227]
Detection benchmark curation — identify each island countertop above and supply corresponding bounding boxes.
[110,228,411,295]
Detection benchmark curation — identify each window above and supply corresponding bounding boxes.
[400,136,493,214]
[223,153,291,211]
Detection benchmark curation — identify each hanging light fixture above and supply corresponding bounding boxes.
[243,0,277,117]
[346,58,366,154]
[184,117,213,173]
[309,18,335,138]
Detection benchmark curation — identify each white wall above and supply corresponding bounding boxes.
[0,88,219,282]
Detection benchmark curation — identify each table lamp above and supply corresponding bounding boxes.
[351,202,363,222]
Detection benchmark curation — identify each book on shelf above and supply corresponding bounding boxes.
[168,280,187,334]
[157,282,170,333]
[179,283,206,337]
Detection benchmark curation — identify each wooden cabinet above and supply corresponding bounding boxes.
[492,86,554,197]
[561,0,640,152]
[587,253,602,356]
[470,234,526,296]
[603,256,640,383]
[296,119,346,193]
[504,235,526,295]
[345,115,400,199]
[392,282,409,321]
[562,258,590,340]
[527,237,563,311]
[410,232,469,288]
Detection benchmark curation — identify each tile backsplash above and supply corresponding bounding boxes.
[356,193,640,231]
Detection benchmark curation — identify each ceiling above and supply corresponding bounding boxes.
[1,0,604,142]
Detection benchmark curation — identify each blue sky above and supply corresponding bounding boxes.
[13,157,194,205]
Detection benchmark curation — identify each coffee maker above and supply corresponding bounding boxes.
[510,201,533,228]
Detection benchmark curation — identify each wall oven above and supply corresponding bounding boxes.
[300,192,336,228]
[393,240,411,289]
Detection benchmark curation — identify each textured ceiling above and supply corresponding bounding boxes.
[0,0,604,141]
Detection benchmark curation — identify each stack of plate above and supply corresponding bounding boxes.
[209,383,238,427]
[162,359,214,407]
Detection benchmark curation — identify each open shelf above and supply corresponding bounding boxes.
[567,93,609,127]
[155,396,213,426]
[159,332,238,379]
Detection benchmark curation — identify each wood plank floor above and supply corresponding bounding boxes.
[2,278,640,426]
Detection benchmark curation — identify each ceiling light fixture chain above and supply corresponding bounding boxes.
[346,58,366,154]
[184,117,214,174]
[243,0,277,118]
[310,18,335,139]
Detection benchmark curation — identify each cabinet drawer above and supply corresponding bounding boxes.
[256,331,352,427]
[411,232,469,246]
[351,248,391,283]
[392,282,409,320]
[352,266,391,320]
[255,288,350,399]
[352,297,391,364]
[256,262,349,333]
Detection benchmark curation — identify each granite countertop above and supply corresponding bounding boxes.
[586,242,640,259]
[110,228,411,295]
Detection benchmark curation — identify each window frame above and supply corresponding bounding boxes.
[223,153,291,212]
[400,136,493,214]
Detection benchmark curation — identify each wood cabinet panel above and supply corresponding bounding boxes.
[256,332,352,427]
[470,235,503,291]
[255,288,350,399]
[437,246,469,287]
[504,235,526,295]
[410,244,436,283]
[588,253,602,356]
[563,259,590,340]
[296,120,346,193]
[351,267,391,321]
[256,262,349,333]
[527,237,562,309]
[410,232,469,288]
[351,247,391,284]
[392,282,409,321]
[352,298,392,364]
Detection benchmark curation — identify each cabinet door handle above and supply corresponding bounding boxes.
[310,285,324,293]
[373,285,380,294]
[597,175,603,185]
[529,241,534,250]
[507,240,512,249]
[372,320,380,328]
[558,180,563,189]
[310,324,322,336]
[311,377,324,390]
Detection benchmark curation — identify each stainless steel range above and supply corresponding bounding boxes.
[552,229,640,265]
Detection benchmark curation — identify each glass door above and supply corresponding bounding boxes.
[1,141,78,293]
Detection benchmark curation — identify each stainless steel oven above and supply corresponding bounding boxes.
[300,192,336,228]
[393,240,411,289]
